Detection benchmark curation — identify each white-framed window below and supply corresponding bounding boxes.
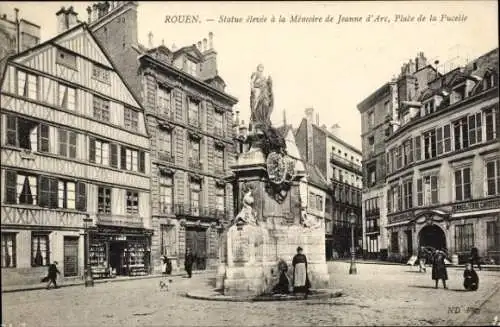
[124,107,139,131]
[4,171,38,205]
[186,59,197,76]
[158,86,171,115]
[58,84,76,111]
[403,179,413,210]
[453,117,469,151]
[423,129,437,159]
[403,139,414,166]
[93,95,110,122]
[417,175,439,206]
[58,129,77,158]
[484,106,499,141]
[97,186,112,214]
[125,190,139,214]
[31,232,50,267]
[126,148,139,172]
[454,167,472,201]
[17,70,38,100]
[159,175,173,214]
[95,140,109,166]
[436,124,452,156]
[468,112,482,146]
[1,233,16,268]
[58,180,76,209]
[486,159,500,196]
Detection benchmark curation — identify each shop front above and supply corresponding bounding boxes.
[89,226,153,278]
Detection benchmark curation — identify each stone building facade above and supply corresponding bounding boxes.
[86,1,238,273]
[357,53,439,259]
[385,48,499,263]
[0,10,151,285]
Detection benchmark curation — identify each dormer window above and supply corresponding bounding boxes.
[186,59,197,77]
[423,99,435,115]
[483,72,497,91]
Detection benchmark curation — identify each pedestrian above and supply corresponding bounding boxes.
[463,263,479,291]
[470,247,482,271]
[292,246,311,298]
[185,248,194,278]
[46,261,61,290]
[418,246,427,273]
[431,249,448,289]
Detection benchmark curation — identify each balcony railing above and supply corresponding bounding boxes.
[158,151,175,163]
[188,119,200,128]
[365,208,380,217]
[160,108,175,122]
[366,225,380,233]
[452,196,500,212]
[214,127,224,137]
[329,153,362,173]
[96,214,144,228]
[188,158,203,171]
[214,166,225,176]
[174,204,228,220]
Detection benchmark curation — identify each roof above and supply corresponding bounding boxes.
[357,82,393,112]
[312,123,362,155]
[304,162,330,191]
[276,124,294,138]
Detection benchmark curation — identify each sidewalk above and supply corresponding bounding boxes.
[332,259,500,271]
[2,269,215,294]
[462,283,500,326]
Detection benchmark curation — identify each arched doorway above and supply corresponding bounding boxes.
[418,224,446,250]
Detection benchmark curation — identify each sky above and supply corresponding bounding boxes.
[1,1,498,150]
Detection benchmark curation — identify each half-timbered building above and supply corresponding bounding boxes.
[0,9,151,286]
[86,1,239,273]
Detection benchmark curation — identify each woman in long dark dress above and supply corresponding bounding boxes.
[463,263,479,291]
[292,247,311,297]
[432,249,448,289]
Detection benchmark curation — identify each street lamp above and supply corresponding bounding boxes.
[83,216,94,287]
[349,211,357,275]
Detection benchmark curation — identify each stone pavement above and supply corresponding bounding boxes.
[2,262,499,326]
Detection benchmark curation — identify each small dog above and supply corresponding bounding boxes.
[159,279,173,291]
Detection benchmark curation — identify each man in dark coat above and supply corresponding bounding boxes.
[432,249,448,289]
[463,263,479,291]
[184,248,194,278]
[46,261,61,289]
[470,247,482,271]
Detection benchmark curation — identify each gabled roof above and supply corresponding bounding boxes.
[173,44,204,62]
[304,162,330,191]
[205,74,226,86]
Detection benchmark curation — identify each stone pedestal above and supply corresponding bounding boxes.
[219,145,330,297]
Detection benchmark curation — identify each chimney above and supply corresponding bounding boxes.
[202,38,207,52]
[315,113,319,125]
[283,110,287,127]
[408,59,416,74]
[305,108,314,122]
[208,32,214,49]
[91,4,99,22]
[66,6,79,29]
[415,52,427,71]
[172,43,177,51]
[197,41,202,51]
[86,6,92,23]
[147,31,153,48]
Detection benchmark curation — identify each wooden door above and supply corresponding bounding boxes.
[63,237,79,277]
[185,228,207,270]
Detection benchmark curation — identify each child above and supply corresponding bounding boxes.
[463,263,479,291]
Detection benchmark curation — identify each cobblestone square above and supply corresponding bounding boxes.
[2,262,499,326]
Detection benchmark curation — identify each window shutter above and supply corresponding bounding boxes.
[5,170,17,204]
[139,151,145,173]
[110,144,118,168]
[120,146,127,170]
[89,138,96,163]
[39,124,50,152]
[6,116,17,146]
[39,176,49,207]
[49,178,58,208]
[76,182,86,211]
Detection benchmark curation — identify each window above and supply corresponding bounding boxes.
[214,111,224,136]
[190,181,201,215]
[31,233,49,266]
[159,175,173,214]
[453,117,469,150]
[58,84,76,111]
[396,146,402,169]
[186,59,197,76]
[455,167,472,201]
[436,125,452,156]
[487,221,498,251]
[387,188,393,213]
[368,136,375,152]
[97,187,112,214]
[126,190,139,214]
[423,129,437,159]
[484,106,499,141]
[468,113,482,146]
[391,232,399,253]
[17,70,38,100]
[214,146,224,173]
[39,176,58,208]
[188,138,201,168]
[367,165,376,186]
[368,111,375,128]
[215,186,225,216]
[124,107,139,131]
[414,136,422,161]
[92,64,110,83]
[160,225,176,257]
[403,179,413,210]
[58,129,77,158]
[486,159,500,196]
[93,96,110,122]
[58,180,75,209]
[158,130,173,158]
[4,171,37,205]
[93,139,109,165]
[417,176,439,206]
[158,86,171,115]
[120,146,145,173]
[1,233,16,268]
[455,224,474,253]
[126,148,138,171]
[403,139,414,166]
[384,100,391,115]
[188,99,200,127]
[6,116,46,151]
[56,48,77,70]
